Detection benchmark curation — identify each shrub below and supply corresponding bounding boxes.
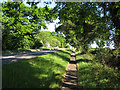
[32,40,43,49]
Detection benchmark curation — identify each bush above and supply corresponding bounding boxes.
[65,44,70,49]
[93,48,120,70]
[19,38,34,49]
[32,40,43,49]
[50,38,61,47]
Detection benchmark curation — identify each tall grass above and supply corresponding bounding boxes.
[2,50,72,88]
[76,52,120,88]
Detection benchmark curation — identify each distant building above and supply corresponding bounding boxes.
[46,42,50,48]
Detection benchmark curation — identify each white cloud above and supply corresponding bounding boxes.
[47,23,55,32]
[90,41,99,48]
[42,19,60,32]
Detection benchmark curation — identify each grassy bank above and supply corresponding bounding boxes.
[2,47,54,54]
[3,50,72,88]
[76,52,120,88]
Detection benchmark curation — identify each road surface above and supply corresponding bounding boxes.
[2,48,67,64]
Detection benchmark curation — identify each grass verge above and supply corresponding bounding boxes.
[76,52,120,88]
[2,50,72,88]
[2,47,53,54]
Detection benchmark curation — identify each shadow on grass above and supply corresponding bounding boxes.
[77,61,120,88]
[69,59,92,64]
[76,59,93,63]
[59,50,72,55]
[76,52,86,56]
[50,50,72,62]
[2,50,71,88]
[42,49,50,50]
[89,50,97,55]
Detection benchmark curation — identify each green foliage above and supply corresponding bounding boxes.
[88,47,120,70]
[34,31,51,47]
[51,32,66,47]
[96,40,105,48]
[76,51,120,88]
[54,2,120,68]
[2,2,57,50]
[50,38,61,47]
[108,2,120,49]
[55,2,111,51]
[34,31,66,48]
[65,44,70,49]
[77,61,120,88]
[54,2,120,53]
[32,39,43,49]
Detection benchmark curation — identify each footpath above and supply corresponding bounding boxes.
[61,51,78,90]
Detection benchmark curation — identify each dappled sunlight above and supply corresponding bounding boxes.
[76,50,120,88]
[77,61,120,88]
[2,1,120,89]
[50,50,71,63]
[76,52,94,62]
[2,50,72,88]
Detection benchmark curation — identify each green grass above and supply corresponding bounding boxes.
[76,52,120,88]
[2,49,39,54]
[2,50,72,88]
[2,47,53,54]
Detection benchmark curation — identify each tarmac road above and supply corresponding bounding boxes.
[2,50,58,64]
[2,48,68,64]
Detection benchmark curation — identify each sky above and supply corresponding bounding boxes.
[23,1,60,32]
[41,19,61,32]
[90,41,115,49]
[36,1,60,32]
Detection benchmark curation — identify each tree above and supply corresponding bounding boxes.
[92,2,120,50]
[2,2,57,50]
[34,31,51,47]
[109,2,120,49]
[54,2,109,51]
[34,31,66,48]
[51,32,66,47]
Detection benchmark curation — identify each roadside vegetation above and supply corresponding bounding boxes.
[2,50,72,88]
[55,4,120,87]
[2,2,67,51]
[2,1,120,89]
[76,49,120,88]
[2,47,54,54]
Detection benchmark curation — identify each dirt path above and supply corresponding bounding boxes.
[61,51,78,90]
[2,50,59,64]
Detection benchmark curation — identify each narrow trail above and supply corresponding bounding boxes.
[61,51,78,90]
